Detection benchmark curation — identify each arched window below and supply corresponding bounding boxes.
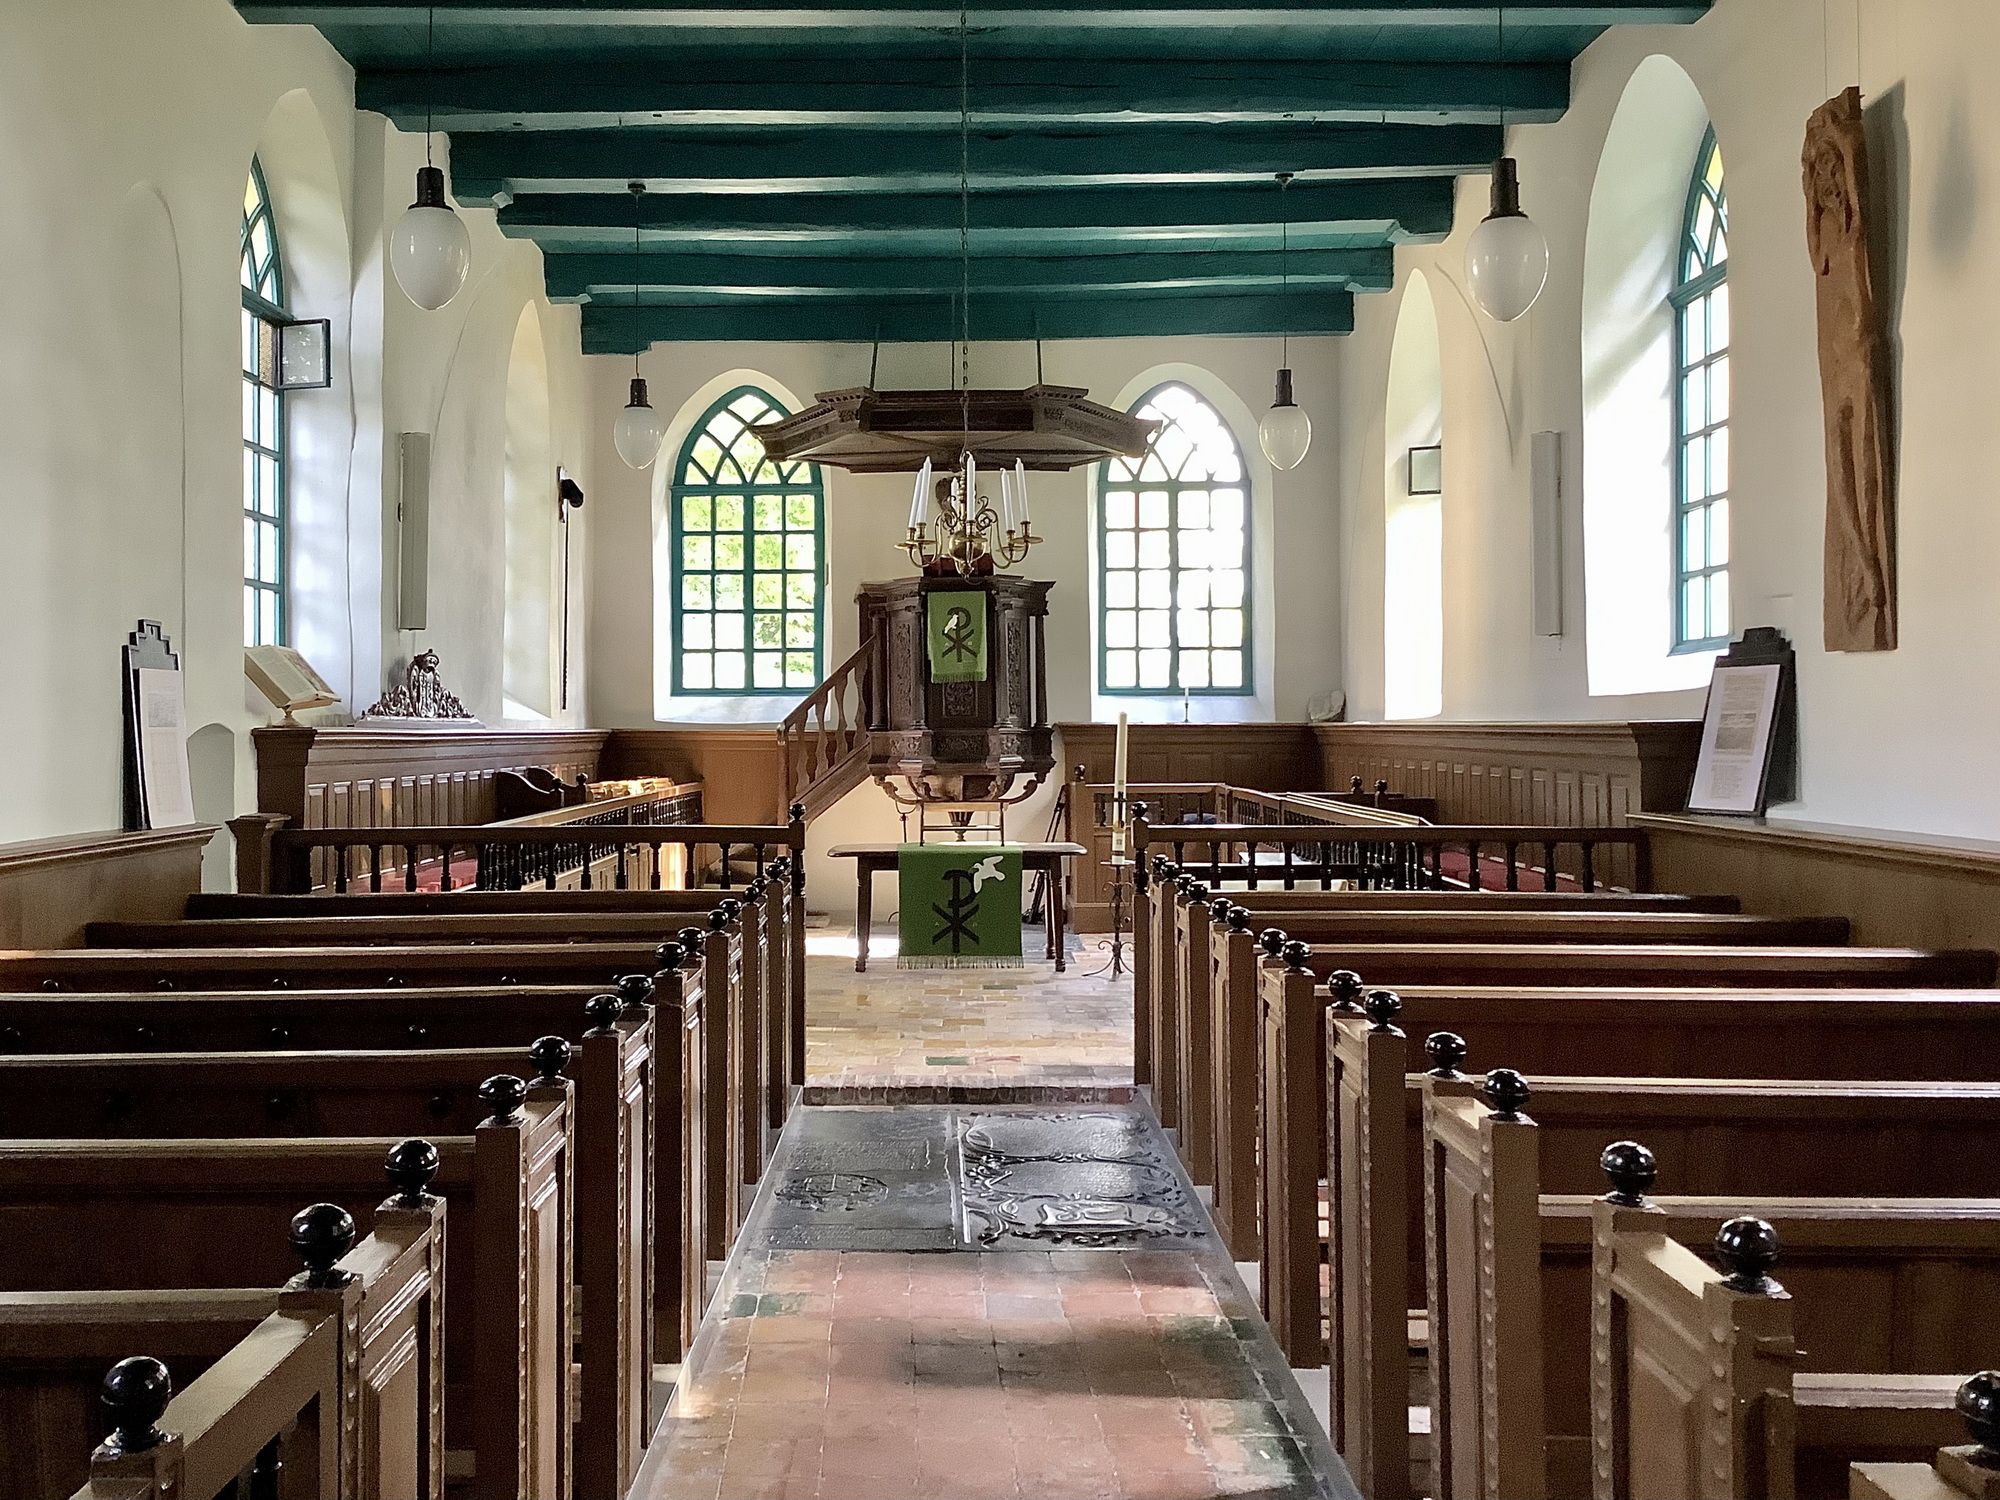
[241,159,287,646]
[670,387,825,693]
[1673,130,1730,651]
[1099,383,1250,695]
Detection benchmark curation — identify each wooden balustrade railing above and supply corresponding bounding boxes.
[230,810,807,897]
[780,634,879,818]
[1132,818,1652,894]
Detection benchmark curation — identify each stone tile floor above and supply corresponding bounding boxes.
[633,1104,1347,1500]
[803,930,1133,1096]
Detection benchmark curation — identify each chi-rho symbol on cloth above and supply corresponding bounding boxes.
[896,844,1023,968]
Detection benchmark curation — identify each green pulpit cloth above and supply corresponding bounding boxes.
[897,843,1023,968]
[927,591,987,683]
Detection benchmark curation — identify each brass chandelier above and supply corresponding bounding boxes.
[898,453,1041,577]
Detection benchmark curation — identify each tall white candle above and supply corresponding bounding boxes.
[1014,459,1030,529]
[1110,712,1130,854]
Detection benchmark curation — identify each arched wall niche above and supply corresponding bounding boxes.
[1092,360,1277,724]
[502,302,556,719]
[251,89,364,710]
[1383,270,1444,721]
[1581,54,1718,698]
[115,183,186,645]
[648,367,817,724]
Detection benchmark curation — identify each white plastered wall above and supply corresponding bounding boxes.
[0,0,592,854]
[1336,0,2000,839]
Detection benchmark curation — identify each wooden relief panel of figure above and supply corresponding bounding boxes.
[1804,86,1898,652]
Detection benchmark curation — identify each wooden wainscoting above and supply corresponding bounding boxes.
[1056,723,1322,792]
[600,728,788,826]
[252,725,611,833]
[1637,813,2000,959]
[1311,721,1701,826]
[0,826,217,947]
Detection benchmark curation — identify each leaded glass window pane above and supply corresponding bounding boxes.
[670,387,825,694]
[241,159,287,647]
[1098,383,1252,695]
[1672,130,1730,651]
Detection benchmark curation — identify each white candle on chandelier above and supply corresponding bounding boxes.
[1014,460,1030,531]
[1111,711,1130,855]
[998,466,1017,536]
[908,458,932,531]
[963,451,978,519]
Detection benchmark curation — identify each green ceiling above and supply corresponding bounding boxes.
[237,1,1711,351]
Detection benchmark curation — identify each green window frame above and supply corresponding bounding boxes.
[1671,128,1730,652]
[241,158,288,647]
[1098,382,1252,696]
[669,386,826,694]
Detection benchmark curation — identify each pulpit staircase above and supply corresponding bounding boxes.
[778,635,881,822]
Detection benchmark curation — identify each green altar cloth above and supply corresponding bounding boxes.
[897,843,1023,968]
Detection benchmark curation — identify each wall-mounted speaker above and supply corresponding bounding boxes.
[398,432,431,631]
[1530,430,1564,637]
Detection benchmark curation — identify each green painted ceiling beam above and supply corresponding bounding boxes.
[357,57,1568,129]
[242,3,1708,28]
[497,177,1457,241]
[580,288,1355,350]
[540,246,1395,299]
[447,121,1502,202]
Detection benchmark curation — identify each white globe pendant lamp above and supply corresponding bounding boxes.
[1259,366,1312,471]
[614,377,666,470]
[391,164,471,311]
[1258,171,1313,471]
[612,182,666,470]
[391,9,470,312]
[1466,156,1549,323]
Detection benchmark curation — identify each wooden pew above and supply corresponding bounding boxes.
[1304,985,2000,1500]
[1167,891,1839,1189]
[0,1119,566,1500]
[106,864,803,1136]
[0,1057,588,1500]
[1135,854,1726,1127]
[1851,1374,2000,1500]
[4,1189,443,1500]
[1428,1080,2000,1499]
[1593,1206,2000,1500]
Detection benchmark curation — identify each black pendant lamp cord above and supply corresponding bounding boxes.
[631,182,645,380]
[425,4,436,167]
[958,0,972,451]
[1279,173,1292,369]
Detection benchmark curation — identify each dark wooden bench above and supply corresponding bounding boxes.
[0,1047,613,1499]
[1310,991,2000,1499]
[1426,1075,2000,1499]
[1,1190,443,1500]
[0,1112,566,1500]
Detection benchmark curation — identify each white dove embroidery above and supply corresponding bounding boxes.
[969,855,1008,892]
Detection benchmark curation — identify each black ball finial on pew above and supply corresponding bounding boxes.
[1714,1217,1783,1295]
[1258,928,1287,959]
[1226,906,1251,933]
[1350,776,1365,794]
[1183,879,1209,910]
[1375,779,1389,796]
[615,972,655,1009]
[99,1356,172,1455]
[478,1074,529,1124]
[585,995,625,1036]
[1208,898,1235,929]
[1157,857,1181,883]
[715,897,743,926]
[790,802,806,824]
[1481,1069,1532,1121]
[289,1203,359,1290]
[1955,1373,2000,1465]
[406,1023,430,1047]
[528,1036,573,1085]
[1425,1032,1468,1080]
[1362,990,1404,1035]
[384,1138,441,1208]
[1598,1141,1658,1207]
[653,941,686,974]
[678,926,708,956]
[1281,940,1312,972]
[1326,970,1365,1013]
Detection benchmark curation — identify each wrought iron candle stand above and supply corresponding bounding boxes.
[1084,857,1133,979]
